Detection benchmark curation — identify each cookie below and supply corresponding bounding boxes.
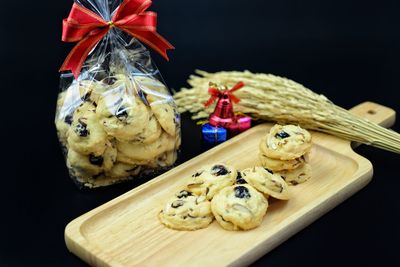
[277,163,312,185]
[161,150,178,167]
[150,150,178,168]
[115,152,153,166]
[105,162,142,179]
[186,164,237,200]
[241,167,290,200]
[158,190,214,231]
[101,141,118,171]
[63,80,105,106]
[76,79,106,104]
[129,115,162,144]
[55,92,74,147]
[66,141,116,177]
[134,76,170,96]
[96,84,150,141]
[67,149,103,177]
[258,152,306,171]
[55,118,71,148]
[147,95,178,136]
[211,184,268,231]
[261,124,312,160]
[67,102,108,156]
[116,132,176,162]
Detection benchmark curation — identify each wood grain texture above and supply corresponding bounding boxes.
[65,102,396,267]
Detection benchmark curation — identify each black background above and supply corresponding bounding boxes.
[1,0,400,266]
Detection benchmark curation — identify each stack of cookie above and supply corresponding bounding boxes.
[259,124,312,185]
[55,74,180,188]
[158,164,290,231]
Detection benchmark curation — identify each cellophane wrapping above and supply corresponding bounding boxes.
[55,0,181,188]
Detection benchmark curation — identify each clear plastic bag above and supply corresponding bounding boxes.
[55,0,181,188]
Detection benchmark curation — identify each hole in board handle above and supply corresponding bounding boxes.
[367,109,376,115]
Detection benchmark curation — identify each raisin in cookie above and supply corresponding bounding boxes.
[235,171,247,184]
[211,184,268,231]
[277,163,312,186]
[187,164,237,200]
[261,124,312,160]
[67,102,108,156]
[96,86,150,141]
[241,167,290,200]
[158,190,214,231]
[147,95,178,136]
[258,152,306,171]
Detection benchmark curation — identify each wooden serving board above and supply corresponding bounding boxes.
[65,102,396,267]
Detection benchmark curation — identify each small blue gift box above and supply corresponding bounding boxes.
[201,123,227,144]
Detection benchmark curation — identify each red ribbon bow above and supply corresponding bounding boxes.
[204,81,245,107]
[60,0,174,78]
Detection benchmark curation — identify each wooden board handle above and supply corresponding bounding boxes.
[349,101,396,128]
[348,102,396,149]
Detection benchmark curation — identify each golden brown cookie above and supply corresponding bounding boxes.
[261,124,312,160]
[159,190,214,231]
[66,141,117,177]
[277,163,312,185]
[128,115,162,144]
[258,152,306,171]
[211,184,268,231]
[105,162,142,179]
[116,132,176,162]
[186,163,237,200]
[147,95,178,136]
[67,102,108,156]
[96,81,150,141]
[241,167,290,200]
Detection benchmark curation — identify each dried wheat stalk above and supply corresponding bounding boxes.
[174,70,400,154]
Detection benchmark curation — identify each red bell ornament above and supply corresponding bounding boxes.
[204,82,245,128]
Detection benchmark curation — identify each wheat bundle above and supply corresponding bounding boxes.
[173,70,400,154]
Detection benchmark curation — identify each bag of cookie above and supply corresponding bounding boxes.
[55,0,179,188]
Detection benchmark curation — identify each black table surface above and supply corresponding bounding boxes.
[2,0,400,266]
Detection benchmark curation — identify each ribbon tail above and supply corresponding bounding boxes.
[113,0,153,22]
[208,87,220,94]
[228,81,245,93]
[204,87,220,107]
[230,94,241,104]
[59,29,108,78]
[204,95,219,107]
[121,28,174,60]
